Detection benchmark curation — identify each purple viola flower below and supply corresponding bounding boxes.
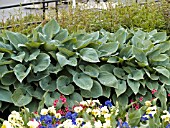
[166,124,170,128]
[39,126,46,128]
[47,124,55,128]
[45,115,53,125]
[71,112,78,120]
[141,115,148,121]
[65,112,72,119]
[40,115,46,122]
[122,122,129,128]
[148,114,153,118]
[105,100,113,107]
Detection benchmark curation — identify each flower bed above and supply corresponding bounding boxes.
[1,96,170,128]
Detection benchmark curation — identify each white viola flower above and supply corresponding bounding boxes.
[86,108,92,114]
[55,113,62,119]
[86,100,92,105]
[163,110,169,114]
[81,122,93,128]
[27,120,39,128]
[92,108,101,117]
[48,106,56,115]
[57,124,64,128]
[161,114,170,122]
[1,120,13,128]
[63,119,73,127]
[103,121,111,128]
[76,118,84,125]
[80,101,88,106]
[145,101,152,107]
[74,106,83,113]
[104,113,111,121]
[86,100,95,106]
[93,100,101,105]
[40,108,48,115]
[94,120,102,128]
[101,106,109,115]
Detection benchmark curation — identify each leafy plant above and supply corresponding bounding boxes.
[0,19,170,114]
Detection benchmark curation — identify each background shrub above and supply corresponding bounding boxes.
[0,19,170,115]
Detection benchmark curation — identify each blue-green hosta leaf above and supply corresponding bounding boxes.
[48,64,62,75]
[160,75,170,85]
[24,49,40,62]
[73,37,93,50]
[43,41,59,51]
[0,53,4,60]
[146,81,159,91]
[11,51,25,63]
[27,70,49,83]
[32,87,45,100]
[115,80,127,97]
[70,92,83,104]
[54,29,68,41]
[113,67,126,80]
[1,71,16,86]
[115,28,127,44]
[102,86,111,98]
[79,65,99,78]
[0,65,8,78]
[32,53,51,73]
[73,72,93,90]
[119,46,132,59]
[151,54,169,62]
[89,31,99,40]
[152,32,167,43]
[118,94,128,107]
[14,64,31,83]
[39,76,57,92]
[58,47,75,57]
[0,89,12,103]
[80,80,103,98]
[131,36,144,48]
[139,87,147,96]
[107,56,123,63]
[11,88,32,107]
[132,46,148,65]
[42,19,60,39]
[127,79,140,95]
[57,76,74,95]
[0,41,13,53]
[56,52,77,67]
[158,85,167,110]
[97,71,118,88]
[158,41,170,53]
[135,30,146,40]
[44,92,60,107]
[100,64,115,73]
[153,66,169,78]
[79,48,99,63]
[6,31,28,50]
[99,41,119,56]
[128,69,144,81]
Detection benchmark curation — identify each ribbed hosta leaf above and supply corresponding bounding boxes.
[127,79,140,95]
[73,72,93,90]
[153,66,169,78]
[79,65,99,78]
[1,71,16,86]
[57,76,74,95]
[11,51,25,63]
[115,80,127,97]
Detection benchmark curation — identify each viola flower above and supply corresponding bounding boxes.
[122,121,129,128]
[81,122,93,128]
[141,114,149,121]
[40,108,48,115]
[145,101,152,107]
[105,100,113,107]
[48,106,56,115]
[166,124,170,128]
[1,121,12,128]
[101,106,109,115]
[74,106,83,113]
[27,119,39,128]
[94,120,102,128]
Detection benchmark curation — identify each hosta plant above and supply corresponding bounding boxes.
[0,19,170,113]
[1,98,170,128]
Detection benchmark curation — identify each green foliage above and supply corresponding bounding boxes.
[0,19,170,112]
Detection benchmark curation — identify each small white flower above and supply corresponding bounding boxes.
[74,106,83,113]
[40,108,48,115]
[103,121,111,128]
[94,120,102,128]
[86,108,92,114]
[82,122,93,128]
[55,113,62,119]
[76,118,84,125]
[93,100,101,105]
[48,106,56,115]
[92,108,101,117]
[101,106,109,115]
[104,113,111,121]
[80,101,88,106]
[27,120,39,128]
[145,101,152,107]
[1,120,13,128]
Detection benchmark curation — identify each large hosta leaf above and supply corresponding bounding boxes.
[97,71,118,88]
[153,66,169,78]
[152,32,167,43]
[127,79,140,95]
[128,69,144,81]
[39,76,57,92]
[1,71,16,86]
[48,64,62,75]
[79,65,99,78]
[14,64,31,83]
[115,80,127,97]
[24,49,40,62]
[6,31,28,50]
[11,88,32,107]
[79,48,99,63]
[42,19,60,39]
[27,70,49,82]
[146,81,159,91]
[73,72,93,90]
[102,86,111,98]
[113,67,126,80]
[54,29,68,41]
[99,41,119,56]
[0,65,8,78]
[0,89,12,103]
[56,52,77,67]
[132,46,148,65]
[57,76,74,95]
[44,92,60,107]
[11,51,25,63]
[32,53,51,73]
[80,80,103,98]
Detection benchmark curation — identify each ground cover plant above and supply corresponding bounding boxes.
[0,19,170,116]
[0,0,169,35]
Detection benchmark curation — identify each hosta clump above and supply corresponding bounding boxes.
[0,19,170,113]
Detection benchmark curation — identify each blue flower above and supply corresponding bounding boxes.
[47,124,54,128]
[166,124,170,128]
[45,115,53,125]
[105,100,113,107]
[141,115,148,121]
[71,112,78,120]
[148,114,153,118]
[40,115,46,121]
[65,112,72,119]
[122,122,129,128]
[39,126,46,128]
